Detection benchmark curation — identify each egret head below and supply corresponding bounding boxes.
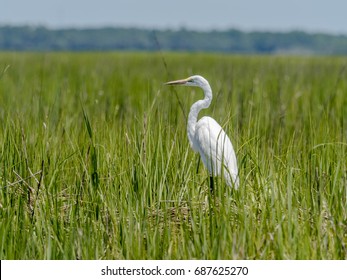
[165,75,209,88]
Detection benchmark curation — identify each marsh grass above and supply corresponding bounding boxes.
[0,52,346,259]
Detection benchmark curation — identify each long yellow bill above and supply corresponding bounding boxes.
[165,78,189,85]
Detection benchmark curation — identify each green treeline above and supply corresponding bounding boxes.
[1,25,347,54]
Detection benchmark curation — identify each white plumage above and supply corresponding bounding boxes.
[165,75,239,189]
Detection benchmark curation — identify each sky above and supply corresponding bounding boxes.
[1,0,347,34]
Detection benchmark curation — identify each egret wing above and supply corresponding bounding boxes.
[195,116,239,187]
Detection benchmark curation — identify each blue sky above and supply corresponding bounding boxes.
[2,0,347,34]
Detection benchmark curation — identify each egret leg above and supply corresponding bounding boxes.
[196,157,200,174]
[209,176,214,193]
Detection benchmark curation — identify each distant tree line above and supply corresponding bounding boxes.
[1,25,347,54]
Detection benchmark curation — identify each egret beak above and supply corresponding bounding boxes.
[165,78,189,85]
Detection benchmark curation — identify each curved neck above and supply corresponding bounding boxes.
[187,84,213,147]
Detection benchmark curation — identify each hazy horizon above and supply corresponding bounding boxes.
[2,0,347,35]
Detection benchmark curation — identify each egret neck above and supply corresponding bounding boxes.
[187,83,212,151]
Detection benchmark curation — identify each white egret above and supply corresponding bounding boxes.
[165,75,239,191]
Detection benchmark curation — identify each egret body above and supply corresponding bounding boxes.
[165,75,239,190]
